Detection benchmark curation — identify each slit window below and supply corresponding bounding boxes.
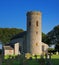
[29,22,31,26]
[36,31,38,34]
[36,21,38,26]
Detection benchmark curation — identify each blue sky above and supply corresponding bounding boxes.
[0,0,59,34]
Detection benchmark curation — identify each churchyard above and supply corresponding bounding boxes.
[2,54,59,65]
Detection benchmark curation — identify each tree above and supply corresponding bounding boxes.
[0,28,24,44]
[42,32,51,45]
[55,44,59,52]
[45,25,59,51]
[42,32,47,42]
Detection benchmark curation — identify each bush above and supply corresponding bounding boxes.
[48,48,56,54]
[4,55,10,59]
[25,53,31,59]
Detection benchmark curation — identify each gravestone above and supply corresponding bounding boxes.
[56,51,59,55]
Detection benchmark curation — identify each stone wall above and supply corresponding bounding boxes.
[14,43,19,55]
[10,38,24,54]
[4,49,14,55]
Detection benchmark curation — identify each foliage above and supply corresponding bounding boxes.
[48,48,56,54]
[4,54,18,59]
[4,55,10,59]
[42,32,47,43]
[25,53,31,59]
[0,28,24,44]
[42,32,51,45]
[47,25,59,45]
[48,48,55,51]
[55,44,59,52]
[42,25,59,51]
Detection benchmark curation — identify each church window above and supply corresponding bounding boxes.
[36,21,38,26]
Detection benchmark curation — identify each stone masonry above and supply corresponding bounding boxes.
[27,11,42,55]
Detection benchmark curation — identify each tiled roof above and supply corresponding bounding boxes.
[11,31,26,40]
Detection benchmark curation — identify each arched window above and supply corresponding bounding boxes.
[36,21,38,26]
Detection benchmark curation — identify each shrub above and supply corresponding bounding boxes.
[48,48,56,54]
[25,53,31,59]
[4,55,10,59]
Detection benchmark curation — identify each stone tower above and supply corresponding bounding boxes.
[27,11,42,55]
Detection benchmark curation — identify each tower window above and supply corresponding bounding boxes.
[36,43,38,46]
[36,31,38,34]
[29,21,31,26]
[36,21,38,26]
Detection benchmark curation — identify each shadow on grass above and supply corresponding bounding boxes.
[51,59,59,65]
[2,55,59,65]
[2,59,59,65]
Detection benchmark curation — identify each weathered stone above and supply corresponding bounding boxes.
[27,11,42,55]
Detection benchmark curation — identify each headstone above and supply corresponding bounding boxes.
[56,51,59,55]
[47,54,50,59]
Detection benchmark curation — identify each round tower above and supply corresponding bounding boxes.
[26,11,42,55]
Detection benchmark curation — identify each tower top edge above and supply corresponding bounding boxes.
[27,11,41,16]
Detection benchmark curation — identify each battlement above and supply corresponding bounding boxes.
[27,11,41,16]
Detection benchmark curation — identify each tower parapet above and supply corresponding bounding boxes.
[27,11,41,16]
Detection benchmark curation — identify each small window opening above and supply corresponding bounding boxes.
[36,43,38,46]
[29,22,31,26]
[36,21,38,26]
[36,31,38,34]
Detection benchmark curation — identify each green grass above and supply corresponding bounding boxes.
[27,59,39,65]
[2,55,59,65]
[51,55,59,65]
[32,55,40,59]
[51,55,59,59]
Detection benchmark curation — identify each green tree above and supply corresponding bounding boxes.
[0,28,24,44]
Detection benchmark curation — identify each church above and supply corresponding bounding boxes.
[3,11,49,55]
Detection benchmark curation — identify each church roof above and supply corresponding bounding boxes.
[4,46,13,50]
[11,31,27,40]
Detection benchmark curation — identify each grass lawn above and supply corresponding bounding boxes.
[2,55,59,65]
[51,55,59,65]
[51,55,59,59]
